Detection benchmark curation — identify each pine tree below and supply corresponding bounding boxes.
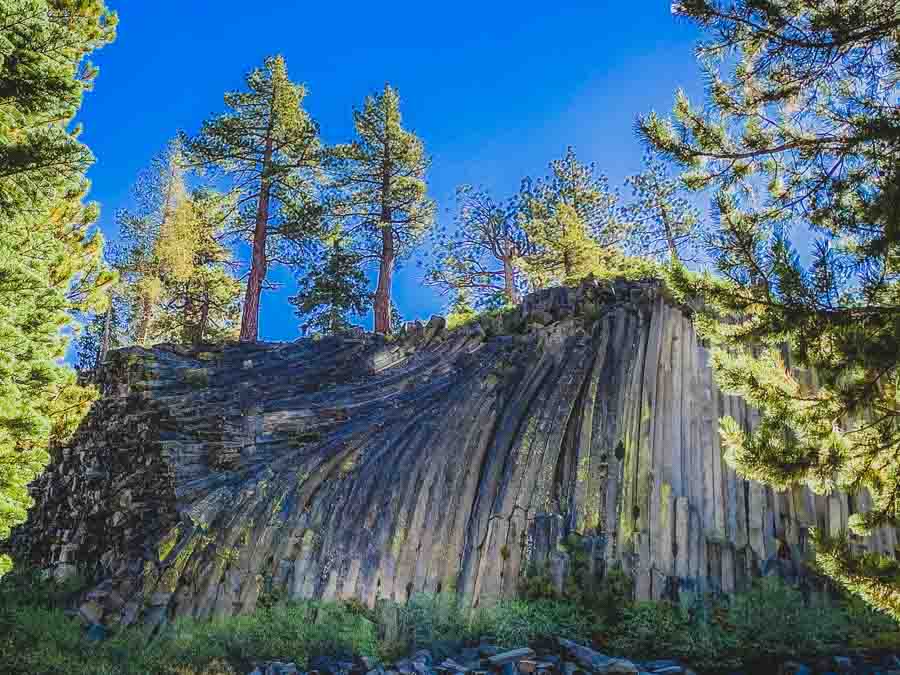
[331,84,434,334]
[115,139,185,346]
[519,202,604,288]
[0,0,116,577]
[186,55,322,342]
[517,147,628,288]
[114,145,242,347]
[150,190,242,345]
[640,0,900,617]
[623,152,701,264]
[527,147,625,248]
[427,185,527,307]
[0,0,117,218]
[445,288,478,329]
[289,233,370,336]
[74,291,127,375]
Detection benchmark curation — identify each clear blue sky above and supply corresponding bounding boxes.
[80,1,705,341]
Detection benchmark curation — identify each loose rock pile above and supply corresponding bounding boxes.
[249,640,900,675]
[250,641,658,675]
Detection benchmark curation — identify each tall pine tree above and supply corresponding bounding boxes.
[115,139,186,346]
[149,189,242,345]
[641,0,900,616]
[0,0,116,576]
[111,146,242,348]
[187,55,322,342]
[331,84,434,334]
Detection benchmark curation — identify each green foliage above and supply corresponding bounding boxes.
[398,593,592,660]
[444,290,478,330]
[605,577,900,672]
[187,54,323,341]
[472,598,592,649]
[290,234,371,336]
[109,142,242,348]
[0,570,378,674]
[74,293,128,374]
[641,0,900,616]
[517,147,629,289]
[0,0,115,577]
[519,536,633,628]
[622,152,701,264]
[0,0,117,218]
[149,188,242,346]
[1,568,898,674]
[605,599,740,671]
[330,84,434,333]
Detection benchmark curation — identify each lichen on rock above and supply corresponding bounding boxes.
[10,278,897,628]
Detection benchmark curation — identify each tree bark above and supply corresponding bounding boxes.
[373,224,395,334]
[96,304,112,377]
[502,256,518,305]
[660,204,680,265]
[373,139,394,334]
[197,289,210,345]
[136,293,153,347]
[239,136,273,342]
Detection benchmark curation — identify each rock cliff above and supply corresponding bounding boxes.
[12,279,898,628]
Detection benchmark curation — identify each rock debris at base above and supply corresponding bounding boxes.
[246,638,900,675]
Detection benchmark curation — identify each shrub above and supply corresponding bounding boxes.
[726,578,846,659]
[473,598,592,647]
[519,536,633,627]
[603,600,740,672]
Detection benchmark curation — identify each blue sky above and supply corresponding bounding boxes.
[80,1,705,341]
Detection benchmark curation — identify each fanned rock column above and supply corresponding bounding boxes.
[11,278,898,628]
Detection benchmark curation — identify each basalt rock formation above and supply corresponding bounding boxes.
[12,278,898,629]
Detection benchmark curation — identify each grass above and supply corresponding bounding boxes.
[2,567,899,675]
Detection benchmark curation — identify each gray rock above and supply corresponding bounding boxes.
[549,550,570,595]
[78,600,103,625]
[424,316,446,342]
[557,639,637,674]
[14,277,886,625]
[487,649,536,666]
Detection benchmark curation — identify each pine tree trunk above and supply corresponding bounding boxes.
[562,250,572,279]
[96,305,112,376]
[240,137,273,342]
[660,205,680,265]
[503,256,519,305]
[136,293,153,347]
[373,148,394,335]
[374,226,395,334]
[197,290,210,345]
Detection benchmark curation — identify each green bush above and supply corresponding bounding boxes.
[3,568,899,674]
[519,536,633,628]
[604,599,741,672]
[727,578,845,659]
[0,571,378,674]
[473,598,592,647]
[603,577,900,672]
[397,593,593,659]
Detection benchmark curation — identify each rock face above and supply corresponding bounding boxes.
[12,279,898,627]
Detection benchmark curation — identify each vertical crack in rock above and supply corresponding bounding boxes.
[10,278,899,628]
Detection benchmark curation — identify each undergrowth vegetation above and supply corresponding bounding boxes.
[1,567,899,674]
